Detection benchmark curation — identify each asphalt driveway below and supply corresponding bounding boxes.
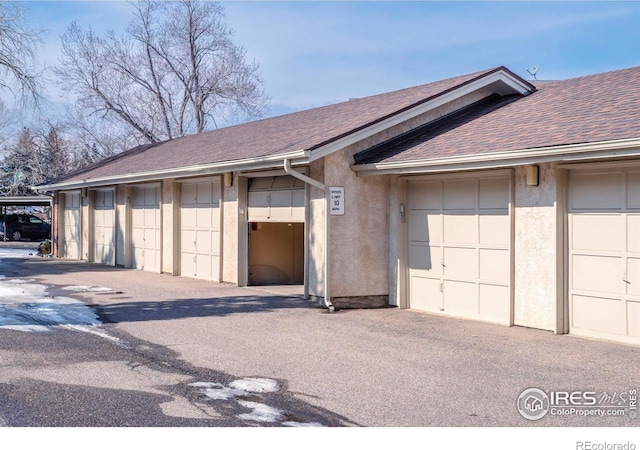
[2,253,639,427]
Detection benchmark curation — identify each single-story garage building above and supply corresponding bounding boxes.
[38,65,640,346]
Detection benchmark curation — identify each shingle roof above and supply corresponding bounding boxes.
[355,65,640,165]
[58,67,502,184]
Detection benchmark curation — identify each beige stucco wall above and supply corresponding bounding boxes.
[161,179,177,274]
[513,162,561,331]
[115,185,127,267]
[308,160,326,297]
[222,175,239,283]
[323,149,390,299]
[81,192,90,261]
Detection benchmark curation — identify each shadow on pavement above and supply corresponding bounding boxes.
[95,295,315,324]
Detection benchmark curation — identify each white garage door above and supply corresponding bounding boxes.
[407,175,511,325]
[131,185,161,272]
[92,189,115,265]
[62,191,81,260]
[568,169,640,345]
[180,180,221,281]
[248,176,305,222]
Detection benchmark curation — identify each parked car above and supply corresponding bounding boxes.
[1,214,51,241]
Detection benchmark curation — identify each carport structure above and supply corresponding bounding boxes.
[0,196,53,213]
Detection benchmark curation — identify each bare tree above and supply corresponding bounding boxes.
[0,1,42,108]
[55,0,268,147]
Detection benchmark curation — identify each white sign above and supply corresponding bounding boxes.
[329,187,345,216]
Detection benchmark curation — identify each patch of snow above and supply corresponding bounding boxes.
[0,324,50,332]
[282,421,325,427]
[191,377,323,426]
[0,278,102,333]
[189,382,243,401]
[61,285,112,292]
[229,377,279,393]
[237,400,284,423]
[0,248,36,259]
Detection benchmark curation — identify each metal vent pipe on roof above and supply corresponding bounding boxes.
[284,159,334,312]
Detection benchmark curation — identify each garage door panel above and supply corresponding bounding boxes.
[144,186,157,206]
[628,301,640,337]
[628,215,640,252]
[132,209,145,227]
[132,227,145,246]
[181,230,196,252]
[195,229,212,251]
[196,254,212,278]
[145,250,159,273]
[443,214,477,244]
[143,228,157,248]
[443,180,476,210]
[571,214,624,252]
[408,182,441,210]
[181,184,197,205]
[572,254,622,294]
[572,295,626,336]
[196,183,213,204]
[196,207,213,228]
[626,172,640,209]
[479,284,510,324]
[479,249,509,284]
[627,258,640,297]
[409,277,441,311]
[444,247,477,280]
[409,244,441,274]
[479,214,509,246]
[181,253,196,277]
[570,172,622,210]
[292,190,305,208]
[444,281,477,318]
[409,213,442,243]
[144,208,158,226]
[479,178,509,210]
[181,208,196,228]
[247,192,269,220]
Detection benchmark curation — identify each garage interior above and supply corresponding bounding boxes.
[248,222,304,285]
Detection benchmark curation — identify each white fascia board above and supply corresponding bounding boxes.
[352,138,640,176]
[306,70,534,163]
[36,150,308,191]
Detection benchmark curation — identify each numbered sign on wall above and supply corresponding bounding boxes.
[330,187,345,216]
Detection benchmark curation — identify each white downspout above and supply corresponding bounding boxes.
[284,159,334,312]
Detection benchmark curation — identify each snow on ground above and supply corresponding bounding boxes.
[190,378,324,427]
[0,248,38,259]
[0,275,119,342]
[62,285,113,292]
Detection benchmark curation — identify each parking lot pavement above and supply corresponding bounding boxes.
[4,255,640,427]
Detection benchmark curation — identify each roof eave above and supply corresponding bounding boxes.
[306,68,536,163]
[37,150,308,191]
[351,138,640,176]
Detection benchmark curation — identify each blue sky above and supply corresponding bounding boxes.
[21,1,640,119]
